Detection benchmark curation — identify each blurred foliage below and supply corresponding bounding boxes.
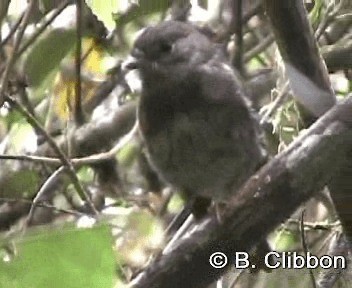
[0,225,116,288]
[273,100,302,149]
[114,210,164,268]
[0,1,11,24]
[85,0,119,30]
[53,38,107,119]
[112,0,172,27]
[6,122,36,153]
[0,168,39,198]
[24,29,76,88]
[273,229,300,252]
[309,0,324,27]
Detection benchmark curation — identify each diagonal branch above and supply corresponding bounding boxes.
[130,96,352,288]
[264,0,336,117]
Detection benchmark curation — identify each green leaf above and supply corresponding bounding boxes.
[7,122,36,153]
[77,166,95,183]
[117,141,140,167]
[86,0,119,30]
[39,0,61,14]
[274,229,298,251]
[0,169,40,198]
[23,29,76,88]
[113,0,172,27]
[309,0,324,28]
[0,225,116,288]
[0,0,11,24]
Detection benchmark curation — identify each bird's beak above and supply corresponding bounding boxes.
[121,48,144,72]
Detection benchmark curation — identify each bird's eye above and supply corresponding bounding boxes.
[160,42,173,53]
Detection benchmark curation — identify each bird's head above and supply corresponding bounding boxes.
[123,21,216,78]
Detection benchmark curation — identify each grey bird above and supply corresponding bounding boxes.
[125,20,266,217]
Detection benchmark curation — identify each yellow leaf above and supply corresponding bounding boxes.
[53,37,107,120]
[82,38,105,75]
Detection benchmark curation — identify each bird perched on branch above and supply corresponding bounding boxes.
[124,20,266,218]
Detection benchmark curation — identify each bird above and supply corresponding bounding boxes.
[124,20,267,218]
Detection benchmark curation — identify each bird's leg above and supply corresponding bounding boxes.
[164,199,194,237]
[214,201,227,224]
[163,214,195,254]
[163,196,211,253]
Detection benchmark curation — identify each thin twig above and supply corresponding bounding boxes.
[17,80,36,118]
[315,0,346,41]
[244,34,274,62]
[260,82,290,124]
[242,1,263,23]
[335,13,352,20]
[74,0,84,125]
[5,95,98,215]
[17,0,71,58]
[0,0,36,107]
[0,121,139,165]
[0,11,25,49]
[0,197,84,217]
[232,0,244,73]
[300,210,317,288]
[0,154,67,164]
[286,218,341,230]
[25,166,66,228]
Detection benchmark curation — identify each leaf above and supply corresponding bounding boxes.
[39,0,63,14]
[113,0,172,27]
[274,229,298,251]
[23,29,76,88]
[7,122,37,154]
[0,225,116,288]
[117,140,140,167]
[52,38,106,120]
[81,38,106,74]
[86,0,119,30]
[0,169,40,198]
[115,211,164,267]
[0,0,11,24]
[309,0,324,27]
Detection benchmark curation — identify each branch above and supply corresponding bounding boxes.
[130,96,352,288]
[0,100,136,228]
[5,96,98,215]
[264,0,336,117]
[264,2,352,271]
[16,0,72,58]
[0,0,36,107]
[74,0,84,124]
[0,121,139,166]
[322,37,352,71]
